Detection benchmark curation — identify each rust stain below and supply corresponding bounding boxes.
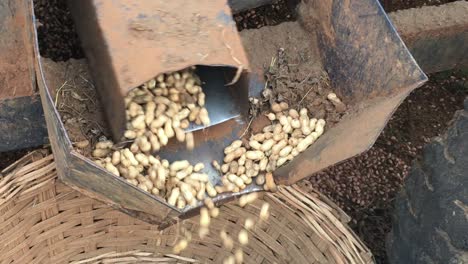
[69,0,251,140]
[306,0,336,45]
[78,0,250,94]
[0,0,35,99]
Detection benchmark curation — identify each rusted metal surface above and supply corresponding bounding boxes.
[0,0,36,99]
[389,1,468,73]
[0,0,45,152]
[273,0,427,185]
[68,0,249,140]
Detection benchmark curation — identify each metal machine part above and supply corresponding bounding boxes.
[3,1,468,153]
[36,0,427,227]
[68,0,250,141]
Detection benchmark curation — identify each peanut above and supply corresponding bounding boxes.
[260,139,275,152]
[279,145,293,157]
[167,188,180,206]
[235,249,243,264]
[210,207,220,218]
[199,108,210,126]
[267,113,276,121]
[193,162,204,172]
[173,239,188,254]
[260,202,270,221]
[105,163,119,176]
[245,150,264,160]
[239,192,258,207]
[249,140,262,150]
[279,101,289,110]
[111,151,121,165]
[92,149,110,158]
[238,229,248,245]
[200,207,210,228]
[251,133,265,142]
[221,230,234,250]
[170,160,190,171]
[255,174,266,185]
[265,172,277,192]
[186,132,194,150]
[201,182,214,196]
[224,140,243,154]
[271,103,282,113]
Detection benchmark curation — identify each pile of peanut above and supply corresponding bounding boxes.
[123,66,209,152]
[214,101,326,194]
[92,68,216,209]
[93,67,332,206]
[91,65,337,206]
[89,66,343,262]
[94,147,215,209]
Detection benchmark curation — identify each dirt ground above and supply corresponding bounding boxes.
[34,0,83,61]
[0,148,35,171]
[379,0,458,12]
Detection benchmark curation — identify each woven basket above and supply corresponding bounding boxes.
[0,151,373,263]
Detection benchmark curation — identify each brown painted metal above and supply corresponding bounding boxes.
[0,0,36,100]
[229,0,275,12]
[68,0,249,140]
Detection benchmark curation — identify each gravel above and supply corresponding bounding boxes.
[34,0,84,61]
[301,70,467,263]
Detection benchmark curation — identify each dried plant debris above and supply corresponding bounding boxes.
[43,59,109,157]
[255,48,347,128]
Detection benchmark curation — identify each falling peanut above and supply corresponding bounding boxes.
[221,230,234,250]
[238,229,249,245]
[260,202,270,221]
[239,192,259,207]
[173,239,188,254]
[234,248,244,264]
